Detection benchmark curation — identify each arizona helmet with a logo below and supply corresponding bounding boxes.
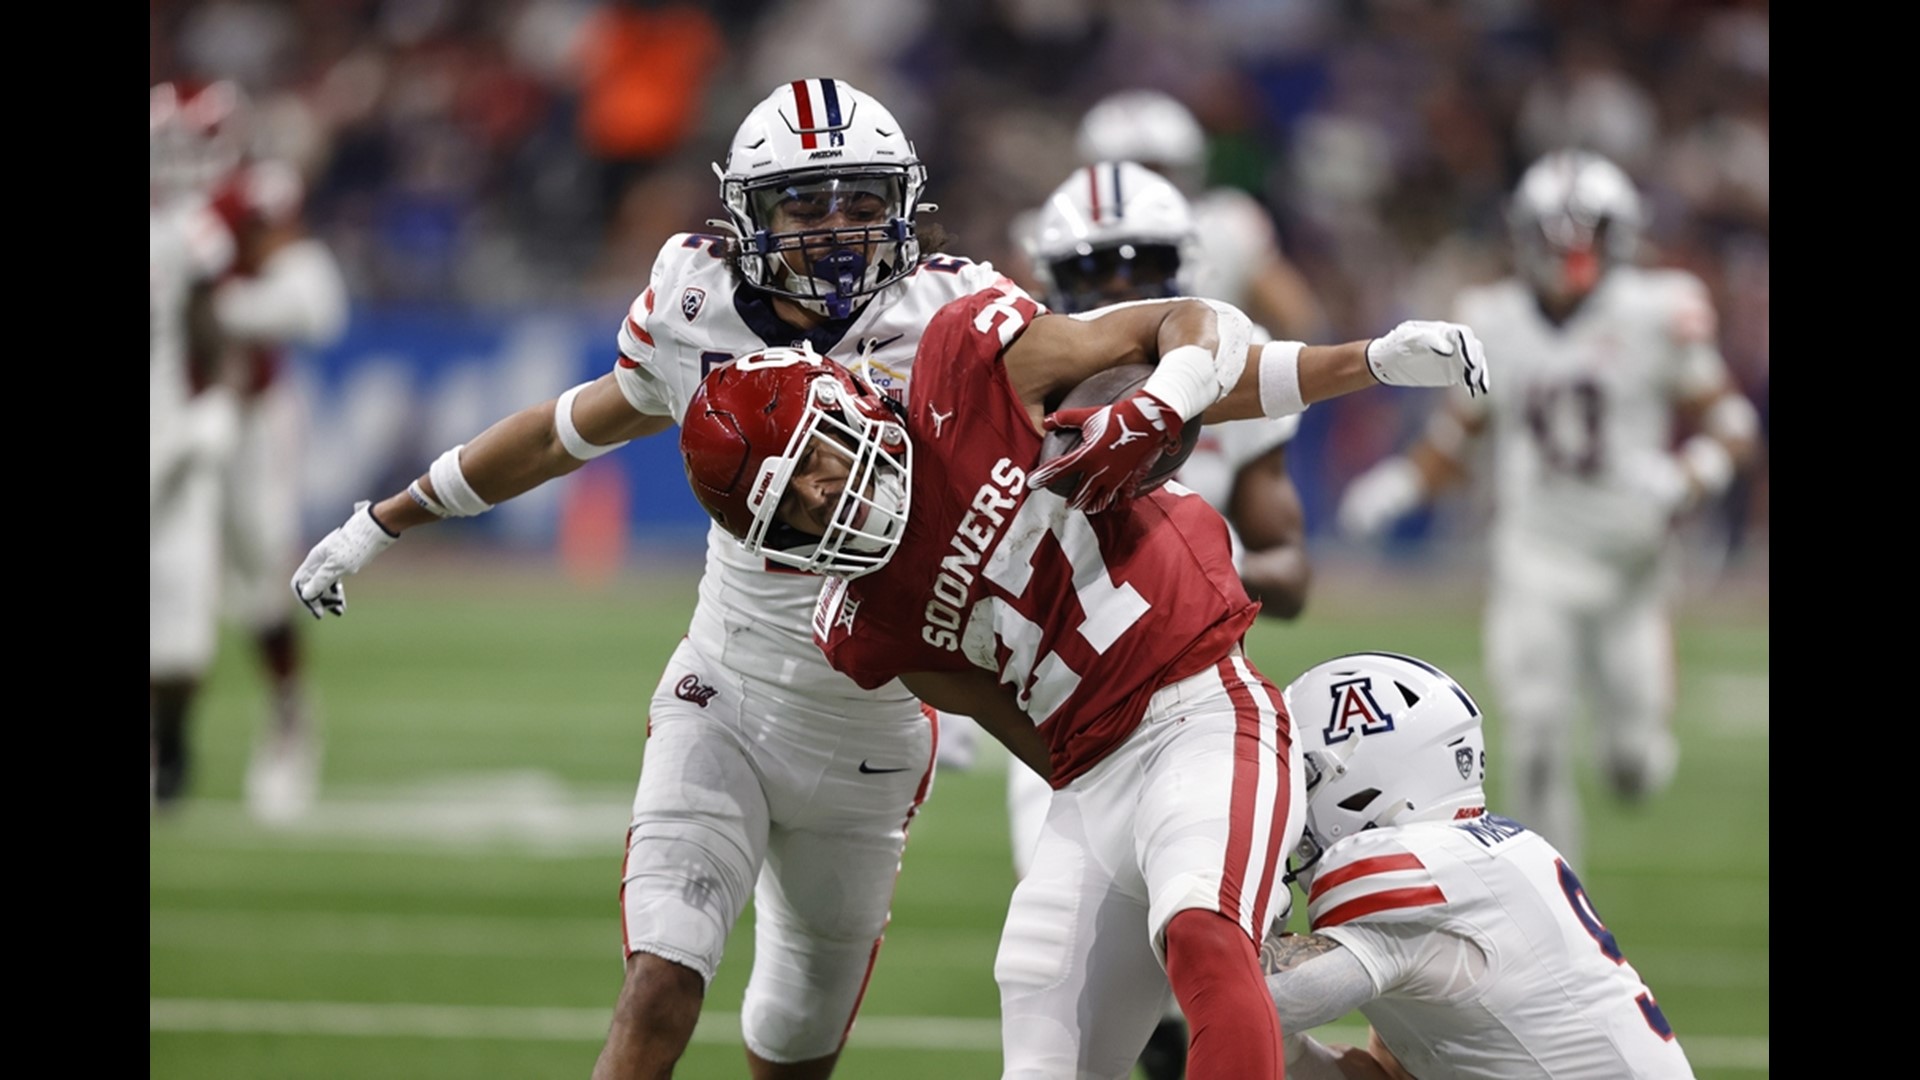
[1507,148,1645,302]
[715,79,929,319]
[1028,160,1197,313]
[1282,652,1488,884]
[1075,89,1206,190]
[151,80,251,205]
[681,346,912,578]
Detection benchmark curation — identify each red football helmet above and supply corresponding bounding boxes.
[151,80,251,203]
[681,346,912,577]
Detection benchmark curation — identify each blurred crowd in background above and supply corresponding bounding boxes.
[150,0,1769,564]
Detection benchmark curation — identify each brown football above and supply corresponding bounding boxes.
[1037,363,1204,498]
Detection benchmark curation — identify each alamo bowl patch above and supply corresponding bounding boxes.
[681,286,706,322]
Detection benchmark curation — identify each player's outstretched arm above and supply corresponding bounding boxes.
[292,374,673,618]
[1205,320,1490,426]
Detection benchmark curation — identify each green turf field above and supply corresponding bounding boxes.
[151,550,1769,1078]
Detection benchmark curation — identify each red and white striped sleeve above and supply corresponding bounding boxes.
[1306,833,1446,930]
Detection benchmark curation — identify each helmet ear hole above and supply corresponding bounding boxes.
[1337,788,1381,813]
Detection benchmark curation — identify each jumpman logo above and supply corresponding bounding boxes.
[1111,416,1145,447]
[929,405,953,437]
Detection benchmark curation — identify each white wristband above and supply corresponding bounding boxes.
[1680,435,1735,498]
[555,382,630,461]
[1257,340,1307,419]
[427,444,494,517]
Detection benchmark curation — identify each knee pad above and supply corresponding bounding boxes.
[620,821,757,985]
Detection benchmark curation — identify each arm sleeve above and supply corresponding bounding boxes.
[1267,937,1380,1031]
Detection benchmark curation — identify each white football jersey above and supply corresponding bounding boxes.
[1189,187,1279,312]
[1453,266,1729,594]
[1306,817,1696,1080]
[612,235,1026,700]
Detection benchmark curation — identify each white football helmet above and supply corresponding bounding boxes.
[151,80,250,205]
[715,78,929,320]
[1075,89,1206,191]
[1507,149,1644,303]
[1283,652,1488,886]
[1027,161,1197,313]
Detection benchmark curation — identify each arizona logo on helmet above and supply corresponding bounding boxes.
[1322,676,1397,744]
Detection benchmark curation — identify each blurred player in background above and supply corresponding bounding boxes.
[151,80,241,810]
[1076,88,1325,342]
[1263,651,1697,1079]
[291,78,1049,1080]
[206,123,350,825]
[678,289,1488,1078]
[1018,158,1317,1080]
[1336,150,1759,869]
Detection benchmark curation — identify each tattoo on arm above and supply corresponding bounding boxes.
[1266,932,1343,973]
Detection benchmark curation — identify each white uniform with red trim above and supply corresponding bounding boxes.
[151,197,236,677]
[813,290,1304,1077]
[1305,816,1696,1079]
[1453,266,1731,866]
[607,234,1018,1061]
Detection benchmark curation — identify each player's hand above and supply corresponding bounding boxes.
[1029,392,1184,513]
[291,501,399,619]
[1338,457,1425,540]
[1365,321,1490,397]
[1617,449,1693,517]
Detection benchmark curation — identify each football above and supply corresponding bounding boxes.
[1037,363,1204,498]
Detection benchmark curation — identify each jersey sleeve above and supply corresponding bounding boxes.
[812,577,898,691]
[1306,831,1448,931]
[611,236,697,418]
[1657,269,1733,400]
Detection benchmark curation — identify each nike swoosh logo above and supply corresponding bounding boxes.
[859,761,911,775]
[864,334,905,353]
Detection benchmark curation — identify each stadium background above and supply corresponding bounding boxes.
[150,1,1769,1076]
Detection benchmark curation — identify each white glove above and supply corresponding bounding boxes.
[1338,457,1425,540]
[186,386,241,465]
[1366,321,1490,396]
[291,501,399,618]
[1615,449,1693,517]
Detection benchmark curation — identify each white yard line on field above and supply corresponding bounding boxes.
[150,999,1769,1070]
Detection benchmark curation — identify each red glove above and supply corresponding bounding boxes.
[1029,391,1184,513]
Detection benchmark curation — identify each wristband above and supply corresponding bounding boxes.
[1257,340,1307,419]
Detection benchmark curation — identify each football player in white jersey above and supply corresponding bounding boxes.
[1076,88,1325,342]
[151,80,241,810]
[290,78,1046,1079]
[1336,150,1760,868]
[1263,651,1697,1079]
[1003,158,1316,1080]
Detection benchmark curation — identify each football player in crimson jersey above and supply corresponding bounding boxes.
[1263,652,1697,1080]
[293,78,1053,1080]
[1336,151,1760,870]
[1001,159,1317,1080]
[677,291,1488,1079]
[151,80,240,811]
[206,153,350,825]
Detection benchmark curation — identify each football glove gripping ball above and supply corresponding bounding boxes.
[1029,390,1185,514]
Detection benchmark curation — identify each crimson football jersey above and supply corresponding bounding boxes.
[814,287,1260,786]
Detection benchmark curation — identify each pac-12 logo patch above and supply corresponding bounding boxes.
[682,287,706,322]
[1456,746,1475,779]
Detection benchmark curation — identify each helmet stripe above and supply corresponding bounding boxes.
[1110,162,1124,219]
[820,78,844,130]
[791,79,817,149]
[1085,165,1100,222]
